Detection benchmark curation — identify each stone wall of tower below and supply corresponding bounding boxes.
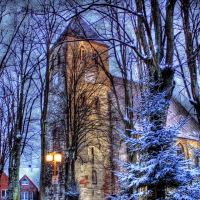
[65,37,111,200]
[46,32,112,200]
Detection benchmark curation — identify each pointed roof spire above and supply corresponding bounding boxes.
[66,15,101,39]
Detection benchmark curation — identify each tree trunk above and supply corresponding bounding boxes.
[40,47,51,200]
[7,141,21,200]
[181,0,200,123]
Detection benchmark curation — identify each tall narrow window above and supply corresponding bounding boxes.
[91,147,94,164]
[92,170,97,184]
[94,97,100,111]
[80,46,85,61]
[30,192,33,200]
[2,190,7,199]
[21,192,28,200]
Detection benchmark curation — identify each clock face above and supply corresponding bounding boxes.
[85,71,95,84]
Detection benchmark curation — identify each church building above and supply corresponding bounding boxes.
[45,16,112,200]
[45,16,200,200]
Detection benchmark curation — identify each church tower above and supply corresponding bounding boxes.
[45,16,112,200]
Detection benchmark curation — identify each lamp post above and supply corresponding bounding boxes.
[46,152,62,199]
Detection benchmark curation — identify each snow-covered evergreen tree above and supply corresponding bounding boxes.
[110,90,200,200]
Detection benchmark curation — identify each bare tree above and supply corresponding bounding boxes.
[30,1,71,198]
[0,2,43,199]
[46,29,111,198]
[175,0,200,123]
[68,0,178,198]
[0,0,29,76]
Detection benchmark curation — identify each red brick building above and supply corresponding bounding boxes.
[20,175,39,200]
[0,172,8,200]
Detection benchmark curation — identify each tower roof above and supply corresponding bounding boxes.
[66,16,100,39]
[56,15,107,47]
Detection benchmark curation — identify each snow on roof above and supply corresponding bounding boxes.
[19,168,40,190]
[20,174,38,189]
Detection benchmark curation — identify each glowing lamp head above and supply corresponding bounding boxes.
[54,153,62,163]
[46,153,53,162]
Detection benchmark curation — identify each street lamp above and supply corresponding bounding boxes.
[46,152,62,199]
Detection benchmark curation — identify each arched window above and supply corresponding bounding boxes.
[92,170,97,184]
[176,143,184,156]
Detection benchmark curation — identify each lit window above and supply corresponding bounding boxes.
[21,192,28,200]
[92,170,97,184]
[30,192,33,200]
[22,178,29,185]
[2,190,7,198]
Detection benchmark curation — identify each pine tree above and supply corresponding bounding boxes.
[110,90,200,200]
